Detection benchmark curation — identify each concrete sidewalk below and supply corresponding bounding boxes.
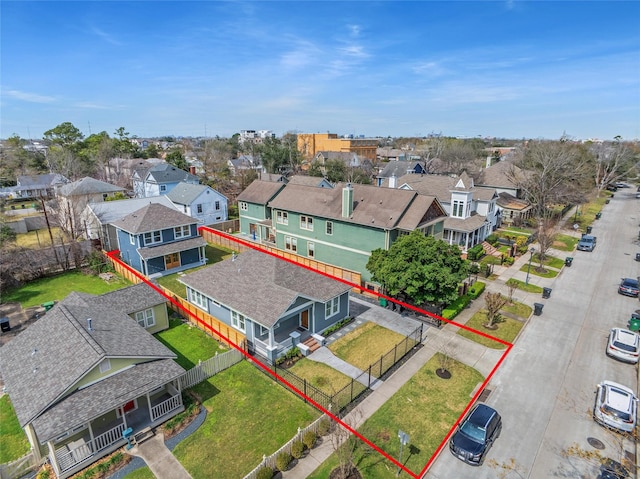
[126,431,192,479]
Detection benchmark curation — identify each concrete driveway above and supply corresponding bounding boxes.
[427,190,640,479]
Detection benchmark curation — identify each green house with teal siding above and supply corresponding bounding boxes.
[237,180,447,285]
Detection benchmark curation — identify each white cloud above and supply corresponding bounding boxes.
[3,89,56,103]
[90,26,123,46]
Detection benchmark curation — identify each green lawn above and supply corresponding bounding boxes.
[457,310,525,348]
[533,254,564,269]
[0,395,30,462]
[289,358,355,395]
[553,234,580,252]
[308,355,484,479]
[14,226,64,248]
[519,263,559,279]
[155,245,235,297]
[0,270,130,307]
[504,278,543,294]
[328,322,405,372]
[155,319,229,370]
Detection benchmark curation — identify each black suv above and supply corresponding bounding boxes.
[449,403,502,465]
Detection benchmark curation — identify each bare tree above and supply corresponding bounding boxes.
[591,139,638,192]
[505,279,519,303]
[329,408,370,479]
[484,292,507,328]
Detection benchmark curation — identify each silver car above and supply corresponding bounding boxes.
[593,381,638,433]
[606,328,640,364]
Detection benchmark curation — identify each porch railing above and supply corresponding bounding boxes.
[253,336,294,359]
[151,395,182,421]
[55,423,125,473]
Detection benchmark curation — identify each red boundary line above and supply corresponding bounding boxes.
[106,227,513,479]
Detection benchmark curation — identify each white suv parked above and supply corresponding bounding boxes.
[593,381,638,433]
[606,328,640,363]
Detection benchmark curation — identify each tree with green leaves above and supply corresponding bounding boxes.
[366,230,468,307]
[165,149,189,171]
[43,122,84,149]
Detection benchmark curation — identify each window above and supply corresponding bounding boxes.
[452,200,464,218]
[191,289,208,309]
[326,221,333,235]
[197,204,203,213]
[239,201,248,211]
[135,308,155,328]
[325,297,339,317]
[258,324,269,336]
[308,242,315,258]
[276,210,289,225]
[174,225,191,238]
[231,311,246,332]
[215,201,220,210]
[285,236,297,252]
[144,230,162,245]
[129,233,136,245]
[300,215,314,231]
[99,359,111,373]
[160,185,167,192]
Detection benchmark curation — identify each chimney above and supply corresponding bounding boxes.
[87,318,93,331]
[389,175,397,189]
[190,166,197,175]
[342,183,354,218]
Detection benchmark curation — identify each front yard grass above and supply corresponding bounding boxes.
[553,234,580,252]
[0,270,130,307]
[173,361,320,479]
[0,395,30,462]
[14,226,64,248]
[288,359,354,395]
[308,355,484,479]
[155,244,235,297]
[519,263,559,279]
[505,278,543,293]
[457,310,525,349]
[155,318,229,369]
[328,322,405,372]
[533,253,565,269]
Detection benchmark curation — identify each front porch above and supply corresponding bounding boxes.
[49,386,183,479]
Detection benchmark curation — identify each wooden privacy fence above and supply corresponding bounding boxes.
[199,227,363,288]
[243,414,329,479]
[179,349,244,390]
[105,252,247,350]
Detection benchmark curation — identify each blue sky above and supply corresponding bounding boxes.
[2,1,639,141]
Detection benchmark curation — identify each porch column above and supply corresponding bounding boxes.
[46,441,61,477]
[268,327,275,348]
[146,391,153,421]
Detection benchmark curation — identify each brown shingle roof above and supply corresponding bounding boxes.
[237,180,286,204]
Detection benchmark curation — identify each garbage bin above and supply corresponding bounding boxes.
[565,257,573,267]
[542,287,552,299]
[586,226,592,234]
[533,303,544,316]
[629,315,640,332]
[379,297,387,308]
[595,212,602,219]
[42,301,55,311]
[0,317,10,332]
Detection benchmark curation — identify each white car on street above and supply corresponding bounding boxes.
[593,381,638,433]
[606,328,640,363]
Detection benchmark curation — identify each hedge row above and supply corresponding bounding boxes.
[442,281,486,320]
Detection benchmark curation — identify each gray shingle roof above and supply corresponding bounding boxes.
[31,359,184,443]
[378,161,425,178]
[397,173,497,203]
[179,249,351,328]
[443,213,490,233]
[237,180,286,204]
[138,236,207,260]
[268,182,429,230]
[145,164,199,184]
[91,283,167,315]
[86,196,178,225]
[58,177,124,196]
[166,182,225,205]
[111,203,197,233]
[478,161,523,189]
[287,175,334,188]
[17,174,68,188]
[0,291,178,429]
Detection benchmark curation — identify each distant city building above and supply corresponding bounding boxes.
[297,133,377,161]
[239,130,274,144]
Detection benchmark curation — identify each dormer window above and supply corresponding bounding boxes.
[452,200,465,218]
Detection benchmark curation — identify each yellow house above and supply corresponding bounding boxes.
[297,133,377,161]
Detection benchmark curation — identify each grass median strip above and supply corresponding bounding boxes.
[458,310,525,349]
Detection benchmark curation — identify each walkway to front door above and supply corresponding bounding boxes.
[127,430,192,479]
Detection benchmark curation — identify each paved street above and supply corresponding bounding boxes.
[427,189,640,478]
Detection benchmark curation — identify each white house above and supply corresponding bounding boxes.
[166,182,228,225]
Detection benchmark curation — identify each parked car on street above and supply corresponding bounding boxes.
[598,458,630,479]
[606,328,640,363]
[577,234,597,251]
[449,403,502,465]
[593,380,637,433]
[618,278,639,297]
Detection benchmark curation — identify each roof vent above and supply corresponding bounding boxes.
[32,348,38,356]
[87,318,93,331]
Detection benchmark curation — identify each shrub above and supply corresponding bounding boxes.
[317,417,331,436]
[485,233,499,246]
[467,244,485,261]
[442,295,471,319]
[256,466,274,479]
[291,439,305,459]
[468,281,485,299]
[276,451,292,471]
[303,430,317,449]
[503,256,515,266]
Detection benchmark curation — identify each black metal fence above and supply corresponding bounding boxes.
[256,324,424,416]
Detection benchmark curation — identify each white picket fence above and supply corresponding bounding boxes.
[243,414,329,479]
[0,451,43,479]
[179,348,244,390]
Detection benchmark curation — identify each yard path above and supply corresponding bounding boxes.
[306,347,383,390]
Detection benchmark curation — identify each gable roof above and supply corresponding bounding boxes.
[0,289,178,429]
[397,173,497,203]
[287,175,334,188]
[378,160,425,179]
[86,196,178,224]
[237,180,286,204]
[166,182,226,205]
[17,173,68,188]
[145,163,199,184]
[497,192,531,211]
[478,161,523,189]
[111,203,197,233]
[90,282,167,315]
[179,249,351,328]
[268,182,441,230]
[58,177,124,197]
